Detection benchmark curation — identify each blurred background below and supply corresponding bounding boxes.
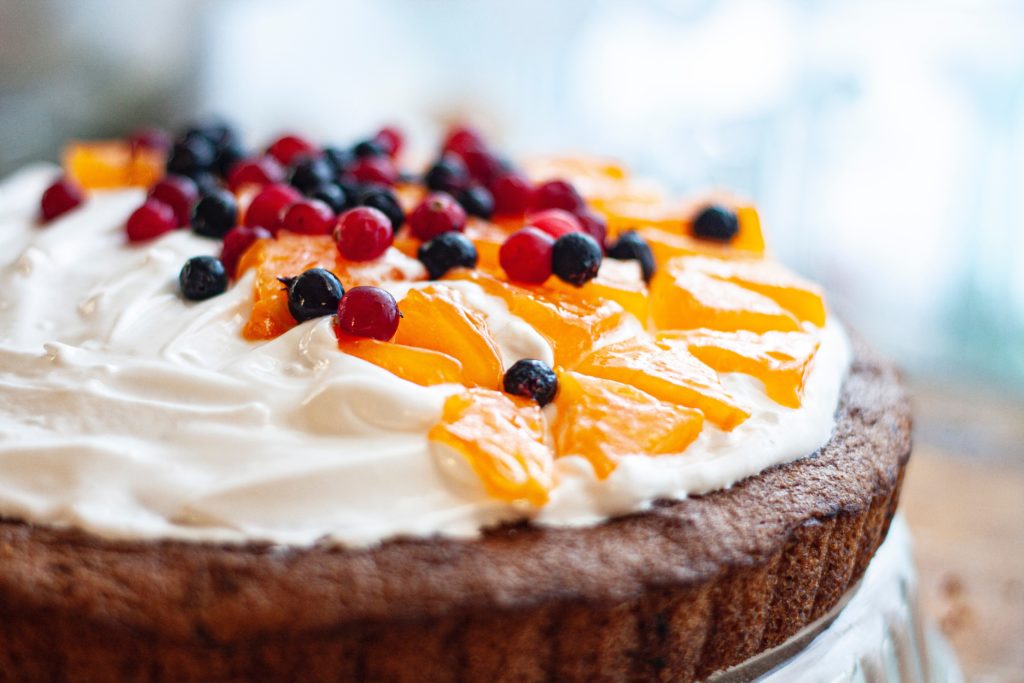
[0,0,1021,678]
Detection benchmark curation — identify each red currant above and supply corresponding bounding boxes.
[409,192,467,241]
[499,227,554,284]
[149,175,198,227]
[220,225,272,277]
[227,156,285,192]
[128,127,170,154]
[576,209,608,251]
[266,134,317,166]
[39,178,84,222]
[335,207,393,261]
[336,286,401,341]
[531,179,585,213]
[126,198,176,242]
[490,172,533,217]
[244,184,302,233]
[459,148,500,185]
[350,155,398,186]
[280,198,335,236]
[526,209,583,239]
[374,126,404,157]
[442,125,486,157]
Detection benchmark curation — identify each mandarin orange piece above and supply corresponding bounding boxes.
[338,335,464,386]
[464,218,513,274]
[544,258,649,322]
[659,329,820,408]
[650,258,802,334]
[63,141,163,190]
[552,371,704,479]
[428,388,553,506]
[392,287,503,388]
[575,337,750,430]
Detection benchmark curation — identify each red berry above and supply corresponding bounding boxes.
[266,134,317,166]
[281,198,335,236]
[350,155,398,186]
[149,175,199,227]
[459,148,500,185]
[499,227,554,284]
[244,184,302,233]
[409,192,467,241]
[128,127,170,154]
[531,179,585,213]
[220,225,272,277]
[126,199,176,242]
[442,125,486,157]
[374,126,404,157]
[490,173,533,217]
[39,178,84,222]
[227,156,285,192]
[336,286,401,341]
[576,209,608,251]
[526,209,583,239]
[335,207,393,261]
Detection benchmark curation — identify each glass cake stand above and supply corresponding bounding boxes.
[708,517,962,683]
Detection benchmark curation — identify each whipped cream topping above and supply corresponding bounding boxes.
[0,166,851,547]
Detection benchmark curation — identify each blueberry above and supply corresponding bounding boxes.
[179,255,228,301]
[186,170,223,197]
[166,135,215,176]
[308,182,349,213]
[323,146,355,176]
[352,138,386,158]
[692,205,739,242]
[607,230,655,282]
[280,267,344,323]
[418,232,478,279]
[357,186,405,231]
[191,189,238,238]
[213,139,246,178]
[424,153,469,194]
[457,185,494,220]
[552,232,602,287]
[289,156,335,193]
[185,119,238,149]
[503,359,558,406]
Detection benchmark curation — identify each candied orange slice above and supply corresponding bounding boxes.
[447,271,629,367]
[576,337,750,430]
[429,388,553,506]
[545,258,649,322]
[659,330,820,408]
[338,335,464,386]
[552,371,704,479]
[63,141,163,190]
[393,287,503,388]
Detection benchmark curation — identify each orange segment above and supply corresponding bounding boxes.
[63,141,163,190]
[338,335,464,386]
[545,259,649,322]
[447,270,629,367]
[659,330,820,408]
[575,337,750,430]
[553,372,704,479]
[393,287,503,388]
[429,388,553,506]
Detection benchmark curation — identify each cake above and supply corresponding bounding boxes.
[0,123,911,682]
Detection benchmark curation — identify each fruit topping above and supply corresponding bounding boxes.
[39,177,84,222]
[527,208,583,239]
[281,267,344,323]
[456,185,494,220]
[424,153,470,194]
[244,183,301,233]
[281,198,335,236]
[288,156,336,194]
[308,183,350,214]
[442,125,487,157]
[418,232,478,279]
[374,126,404,157]
[64,141,163,189]
[607,230,656,282]
[551,232,602,287]
[531,179,585,213]
[227,156,286,192]
[191,189,238,239]
[352,156,399,187]
[149,175,199,227]
[428,388,552,506]
[356,186,405,231]
[338,336,464,386]
[336,286,401,340]
[220,225,272,278]
[409,192,467,240]
[503,359,558,406]
[266,134,317,167]
[353,138,387,158]
[179,255,228,301]
[126,198,177,242]
[552,371,704,479]
[393,287,503,388]
[575,209,608,250]
[499,227,554,284]
[128,127,170,154]
[166,135,215,177]
[490,172,533,217]
[692,204,739,242]
[335,207,394,261]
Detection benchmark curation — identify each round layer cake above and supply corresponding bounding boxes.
[0,124,910,682]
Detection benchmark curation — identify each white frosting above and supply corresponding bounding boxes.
[0,165,851,547]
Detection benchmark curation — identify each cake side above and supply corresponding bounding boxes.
[0,335,910,683]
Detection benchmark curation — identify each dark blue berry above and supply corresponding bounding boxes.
[353,138,386,158]
[503,359,558,406]
[424,153,470,194]
[607,230,656,282]
[191,189,237,238]
[552,232,602,287]
[418,232,478,279]
[280,267,344,323]
[185,120,237,149]
[179,255,228,301]
[692,205,739,242]
[323,146,355,176]
[358,186,405,231]
[186,170,222,197]
[213,139,246,178]
[166,135,215,176]
[457,185,494,219]
[289,156,335,193]
[308,183,349,213]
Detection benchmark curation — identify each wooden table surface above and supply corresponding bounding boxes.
[901,380,1024,682]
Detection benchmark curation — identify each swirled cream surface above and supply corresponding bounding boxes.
[0,166,850,546]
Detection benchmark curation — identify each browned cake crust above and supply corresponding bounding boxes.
[0,337,910,683]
